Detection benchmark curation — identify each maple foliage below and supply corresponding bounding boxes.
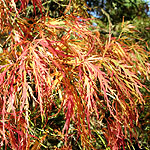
[0,0,150,149]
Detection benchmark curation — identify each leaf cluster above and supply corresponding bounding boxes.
[0,0,150,149]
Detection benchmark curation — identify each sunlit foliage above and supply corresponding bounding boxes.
[0,0,149,149]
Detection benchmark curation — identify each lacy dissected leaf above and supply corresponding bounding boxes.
[0,1,150,149]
